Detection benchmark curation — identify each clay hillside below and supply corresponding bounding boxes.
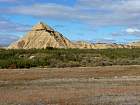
[9,22,75,49]
[128,41,140,48]
[9,22,133,49]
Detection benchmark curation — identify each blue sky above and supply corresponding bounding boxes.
[0,0,140,45]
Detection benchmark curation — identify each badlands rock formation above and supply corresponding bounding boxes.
[9,22,75,49]
[9,22,133,49]
[74,41,132,49]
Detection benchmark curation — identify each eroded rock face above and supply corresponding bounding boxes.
[9,22,75,49]
[74,41,132,49]
[9,22,133,49]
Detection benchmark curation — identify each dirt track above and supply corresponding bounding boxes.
[0,65,140,105]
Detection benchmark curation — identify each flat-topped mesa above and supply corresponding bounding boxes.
[32,22,54,32]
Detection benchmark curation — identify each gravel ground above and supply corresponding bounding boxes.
[0,65,140,105]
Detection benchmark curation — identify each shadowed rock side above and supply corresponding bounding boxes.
[9,22,133,49]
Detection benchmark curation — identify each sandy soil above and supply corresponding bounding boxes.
[0,65,140,105]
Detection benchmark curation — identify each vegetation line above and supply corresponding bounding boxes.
[0,48,140,69]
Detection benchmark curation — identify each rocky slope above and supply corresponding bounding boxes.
[74,41,132,49]
[9,22,75,49]
[9,22,133,49]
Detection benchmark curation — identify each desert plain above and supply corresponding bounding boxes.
[0,65,140,105]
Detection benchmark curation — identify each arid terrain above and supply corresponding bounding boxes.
[0,65,140,105]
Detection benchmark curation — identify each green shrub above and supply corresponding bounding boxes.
[0,48,140,69]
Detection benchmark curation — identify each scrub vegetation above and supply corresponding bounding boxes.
[0,48,140,69]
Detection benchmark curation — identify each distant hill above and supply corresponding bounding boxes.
[128,41,140,48]
[0,44,8,48]
[74,41,132,49]
[9,22,133,49]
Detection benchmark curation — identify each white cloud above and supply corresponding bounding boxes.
[5,0,140,27]
[126,28,140,33]
[111,27,140,38]
[0,0,140,27]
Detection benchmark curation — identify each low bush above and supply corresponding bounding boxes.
[0,48,140,69]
